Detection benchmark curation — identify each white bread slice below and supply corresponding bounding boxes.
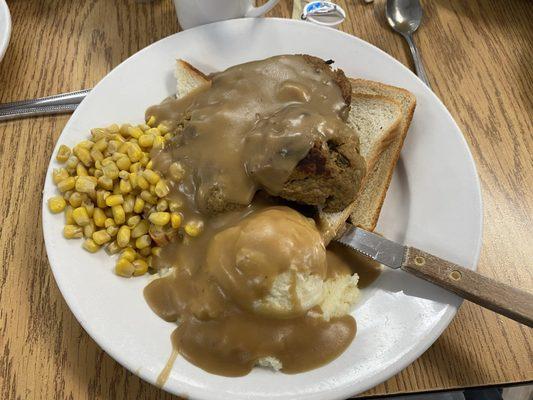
[172,60,414,241]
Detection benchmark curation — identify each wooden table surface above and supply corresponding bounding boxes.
[0,0,532,398]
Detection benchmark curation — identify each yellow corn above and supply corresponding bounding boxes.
[127,126,143,139]
[127,215,141,227]
[66,155,79,169]
[94,138,107,152]
[52,168,69,184]
[164,133,172,141]
[90,148,104,162]
[94,169,103,178]
[83,221,95,238]
[107,140,120,153]
[76,176,97,193]
[116,225,131,247]
[157,124,169,134]
[93,230,112,245]
[77,140,94,150]
[168,162,185,181]
[149,212,170,226]
[119,124,131,136]
[151,247,162,257]
[135,234,151,249]
[65,206,75,224]
[112,205,126,224]
[116,157,130,172]
[132,259,148,276]
[170,213,182,229]
[128,172,138,189]
[136,174,149,190]
[121,247,137,262]
[115,258,134,277]
[102,161,119,180]
[138,134,154,148]
[63,225,83,239]
[56,145,71,163]
[153,135,165,149]
[119,179,132,194]
[69,192,83,207]
[133,196,145,214]
[131,220,149,238]
[97,176,114,190]
[105,194,124,207]
[82,238,100,253]
[72,206,90,226]
[127,143,143,162]
[154,180,169,198]
[91,127,107,140]
[129,162,141,173]
[118,170,130,181]
[82,201,94,218]
[63,190,73,201]
[184,220,204,237]
[105,241,121,255]
[156,199,168,212]
[149,184,157,196]
[74,146,92,166]
[146,115,156,127]
[75,163,88,176]
[139,247,152,257]
[93,208,106,227]
[48,196,66,213]
[143,169,160,185]
[107,123,119,133]
[57,177,76,192]
[168,199,183,212]
[88,167,96,175]
[140,190,157,205]
[96,190,109,208]
[104,218,115,228]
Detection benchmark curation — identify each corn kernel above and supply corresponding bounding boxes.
[127,143,143,162]
[102,162,119,180]
[168,199,183,212]
[69,192,83,208]
[112,182,120,195]
[94,137,107,151]
[74,146,92,166]
[157,124,169,134]
[104,218,115,228]
[133,196,145,214]
[143,169,160,185]
[48,196,66,213]
[140,190,157,205]
[149,212,170,226]
[66,155,79,169]
[168,162,185,181]
[52,168,69,184]
[105,241,121,255]
[119,179,132,194]
[104,208,113,218]
[184,220,204,237]
[116,156,131,171]
[149,184,157,196]
[105,194,123,207]
[90,148,104,163]
[63,224,83,239]
[72,207,90,226]
[83,201,95,218]
[164,133,172,141]
[128,172,138,189]
[136,174,149,190]
[107,140,120,154]
[57,177,76,192]
[78,140,95,150]
[119,124,131,136]
[127,215,141,227]
[65,206,75,224]
[170,213,182,229]
[156,199,168,212]
[154,179,169,198]
[83,221,95,238]
[127,126,143,139]
[131,220,149,238]
[146,115,156,127]
[115,258,134,277]
[106,123,119,133]
[96,190,109,208]
[90,127,107,140]
[138,134,154,148]
[112,205,126,224]
[106,225,119,237]
[63,190,73,201]
[76,176,97,193]
[117,225,131,247]
[123,195,134,214]
[135,234,151,249]
[121,247,137,262]
[153,135,165,149]
[132,259,148,276]
[93,230,111,245]
[130,162,141,173]
[82,238,100,253]
[97,176,114,190]
[56,145,71,163]
[93,208,106,227]
[151,247,162,257]
[139,247,151,257]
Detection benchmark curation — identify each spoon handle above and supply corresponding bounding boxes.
[403,34,430,87]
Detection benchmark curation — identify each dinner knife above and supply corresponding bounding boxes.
[336,225,533,327]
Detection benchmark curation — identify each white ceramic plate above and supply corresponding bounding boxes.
[42,18,483,400]
[0,0,11,62]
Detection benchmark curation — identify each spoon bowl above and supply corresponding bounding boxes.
[386,0,423,35]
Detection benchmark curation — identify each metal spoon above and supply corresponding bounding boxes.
[386,0,430,87]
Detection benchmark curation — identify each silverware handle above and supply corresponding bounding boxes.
[0,89,90,111]
[0,103,80,121]
[404,34,430,87]
[402,247,533,327]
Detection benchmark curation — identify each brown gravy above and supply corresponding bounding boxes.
[142,55,374,378]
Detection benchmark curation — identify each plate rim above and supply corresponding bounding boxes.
[41,17,484,400]
[0,0,11,62]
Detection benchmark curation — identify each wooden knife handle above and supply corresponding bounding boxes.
[402,247,533,327]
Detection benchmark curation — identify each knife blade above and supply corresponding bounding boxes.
[335,224,533,327]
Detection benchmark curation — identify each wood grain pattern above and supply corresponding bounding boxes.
[403,247,533,328]
[0,0,531,399]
